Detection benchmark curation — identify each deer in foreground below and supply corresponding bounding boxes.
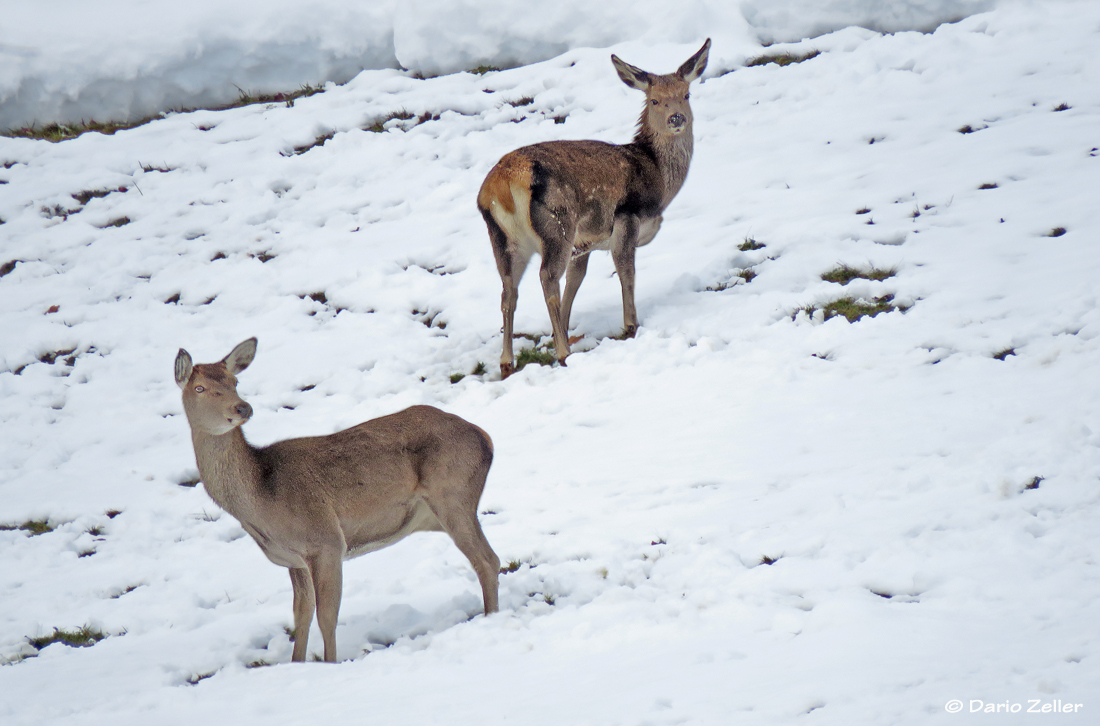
[174,338,499,663]
[479,39,711,378]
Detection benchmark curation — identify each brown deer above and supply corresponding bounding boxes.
[479,39,711,378]
[174,338,499,663]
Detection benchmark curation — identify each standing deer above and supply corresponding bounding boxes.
[479,39,711,378]
[174,338,499,663]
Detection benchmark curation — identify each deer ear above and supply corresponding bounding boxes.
[224,337,257,374]
[175,349,193,389]
[676,38,711,83]
[611,55,652,91]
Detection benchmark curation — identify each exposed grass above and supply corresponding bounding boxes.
[4,84,325,142]
[797,294,907,323]
[500,560,523,574]
[72,188,124,205]
[821,264,897,285]
[27,626,106,650]
[365,110,417,133]
[469,65,502,75]
[515,345,557,371]
[449,372,466,384]
[737,268,757,283]
[1047,227,1067,237]
[1053,102,1071,112]
[759,555,781,566]
[992,347,1016,360]
[285,131,335,156]
[957,124,988,134]
[746,50,820,68]
[1025,476,1044,490]
[1,259,21,277]
[856,207,871,215]
[978,182,999,190]
[738,236,765,251]
[98,216,131,228]
[0,519,55,536]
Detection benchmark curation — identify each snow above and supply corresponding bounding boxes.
[2,0,1100,724]
[3,0,1011,131]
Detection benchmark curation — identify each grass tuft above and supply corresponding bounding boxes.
[738,236,765,251]
[745,50,820,68]
[365,110,416,133]
[516,346,557,371]
[821,264,897,285]
[469,65,502,75]
[1025,476,1043,490]
[978,182,998,190]
[1,519,55,536]
[1047,227,1067,237]
[797,295,907,323]
[992,347,1015,361]
[1053,102,1071,112]
[500,560,523,574]
[27,626,106,650]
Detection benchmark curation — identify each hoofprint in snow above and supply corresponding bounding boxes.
[1,3,1099,725]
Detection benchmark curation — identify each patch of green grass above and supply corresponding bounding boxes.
[27,626,106,650]
[449,372,466,384]
[737,268,757,283]
[821,264,897,285]
[797,294,907,323]
[469,65,502,75]
[472,361,487,376]
[746,50,820,68]
[515,345,557,371]
[365,110,416,133]
[738,236,765,251]
[0,519,55,536]
[500,560,523,574]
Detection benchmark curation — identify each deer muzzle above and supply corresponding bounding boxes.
[668,113,687,131]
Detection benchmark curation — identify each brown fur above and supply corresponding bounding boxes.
[174,338,500,662]
[479,40,711,378]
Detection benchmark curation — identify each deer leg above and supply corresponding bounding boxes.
[531,205,575,364]
[561,252,590,335]
[424,498,500,615]
[289,567,315,662]
[307,550,343,663]
[611,216,641,337]
[498,252,530,379]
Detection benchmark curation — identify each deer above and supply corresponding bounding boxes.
[478,39,711,378]
[173,337,500,663]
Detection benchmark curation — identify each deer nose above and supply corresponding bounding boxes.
[234,402,253,420]
[668,113,687,129]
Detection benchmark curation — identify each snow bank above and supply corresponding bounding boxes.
[1,0,1007,131]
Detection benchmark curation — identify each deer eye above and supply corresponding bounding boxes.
[685,93,690,100]
[650,99,659,106]
[194,385,205,393]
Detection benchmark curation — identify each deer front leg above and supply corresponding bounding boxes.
[289,567,315,662]
[611,216,641,337]
[308,549,344,663]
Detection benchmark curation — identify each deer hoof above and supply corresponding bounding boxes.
[624,325,637,339]
[500,362,515,379]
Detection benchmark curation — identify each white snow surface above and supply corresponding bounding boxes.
[2,1,1100,724]
[3,0,1011,130]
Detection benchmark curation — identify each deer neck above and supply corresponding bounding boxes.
[191,426,262,518]
[634,124,694,211]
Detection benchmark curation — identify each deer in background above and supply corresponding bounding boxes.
[174,338,499,663]
[479,39,711,378]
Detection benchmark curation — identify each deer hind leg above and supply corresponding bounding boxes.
[560,252,591,337]
[289,567,315,662]
[484,210,531,379]
[531,204,576,364]
[307,549,344,663]
[422,487,500,615]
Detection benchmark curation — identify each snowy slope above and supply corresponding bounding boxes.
[2,1,1100,724]
[3,0,1004,130]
